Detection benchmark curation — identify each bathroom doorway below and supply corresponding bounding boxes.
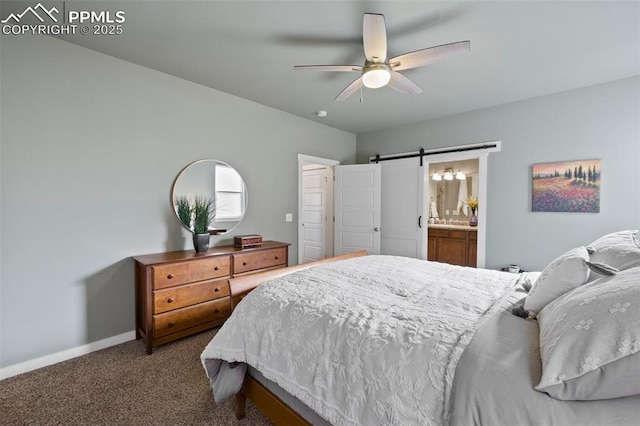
[426,158,480,267]
[423,147,494,268]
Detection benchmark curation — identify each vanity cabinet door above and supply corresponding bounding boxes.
[427,237,438,261]
[438,236,467,266]
[468,231,477,268]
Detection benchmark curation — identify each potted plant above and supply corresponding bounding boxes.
[192,195,215,253]
[174,195,192,230]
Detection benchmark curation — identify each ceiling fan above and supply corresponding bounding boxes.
[294,13,470,101]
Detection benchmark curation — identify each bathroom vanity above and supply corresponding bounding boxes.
[427,225,477,267]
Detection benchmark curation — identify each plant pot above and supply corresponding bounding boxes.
[192,233,210,253]
[470,208,478,227]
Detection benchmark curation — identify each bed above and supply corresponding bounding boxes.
[201,230,640,425]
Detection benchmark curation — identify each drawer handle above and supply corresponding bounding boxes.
[167,298,174,303]
[274,256,279,260]
[214,308,220,314]
[214,287,220,293]
[214,266,219,271]
[242,261,248,266]
[167,274,174,279]
[168,321,176,328]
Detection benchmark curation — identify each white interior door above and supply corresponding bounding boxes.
[301,165,332,263]
[334,164,381,255]
[298,154,339,265]
[380,158,426,258]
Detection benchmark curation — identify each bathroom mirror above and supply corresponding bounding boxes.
[171,159,248,235]
[428,159,478,222]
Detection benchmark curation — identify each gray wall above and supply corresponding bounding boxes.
[358,76,640,271]
[0,35,355,368]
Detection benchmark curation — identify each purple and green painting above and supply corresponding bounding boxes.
[532,159,600,213]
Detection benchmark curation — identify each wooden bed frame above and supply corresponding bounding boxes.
[228,250,368,425]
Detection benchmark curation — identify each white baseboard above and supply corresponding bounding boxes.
[0,330,136,380]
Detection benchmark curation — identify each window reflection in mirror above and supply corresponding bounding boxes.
[171,159,248,235]
[214,163,245,222]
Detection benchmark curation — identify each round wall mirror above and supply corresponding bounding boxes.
[171,159,248,235]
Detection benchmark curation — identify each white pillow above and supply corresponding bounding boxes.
[536,267,640,400]
[524,246,590,315]
[586,230,640,281]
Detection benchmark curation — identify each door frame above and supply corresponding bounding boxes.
[424,151,490,268]
[297,154,339,265]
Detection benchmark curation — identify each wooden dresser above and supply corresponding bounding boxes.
[133,241,289,354]
[428,228,477,267]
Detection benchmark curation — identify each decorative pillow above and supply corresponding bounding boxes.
[586,230,640,281]
[584,261,618,276]
[536,267,640,400]
[524,247,590,315]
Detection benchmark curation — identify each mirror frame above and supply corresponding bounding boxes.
[170,159,248,235]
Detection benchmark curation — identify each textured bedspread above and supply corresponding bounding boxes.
[201,255,518,426]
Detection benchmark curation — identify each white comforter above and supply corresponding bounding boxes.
[201,255,518,426]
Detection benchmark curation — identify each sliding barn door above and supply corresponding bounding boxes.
[380,158,426,259]
[334,164,381,255]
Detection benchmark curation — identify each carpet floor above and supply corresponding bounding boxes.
[0,329,272,425]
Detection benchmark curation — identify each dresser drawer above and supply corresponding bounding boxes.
[233,247,287,274]
[152,256,230,289]
[153,279,230,314]
[153,297,231,338]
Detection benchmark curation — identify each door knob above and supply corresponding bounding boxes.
[374,227,379,232]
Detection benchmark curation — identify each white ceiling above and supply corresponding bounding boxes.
[17,1,640,134]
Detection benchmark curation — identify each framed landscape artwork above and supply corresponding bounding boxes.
[532,159,601,213]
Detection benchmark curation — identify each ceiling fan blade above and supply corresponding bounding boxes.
[387,71,423,95]
[334,77,363,101]
[294,65,363,72]
[389,40,470,71]
[363,13,387,63]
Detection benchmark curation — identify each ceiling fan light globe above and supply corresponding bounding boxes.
[362,68,391,89]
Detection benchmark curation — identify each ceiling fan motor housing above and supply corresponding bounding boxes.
[362,62,391,88]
